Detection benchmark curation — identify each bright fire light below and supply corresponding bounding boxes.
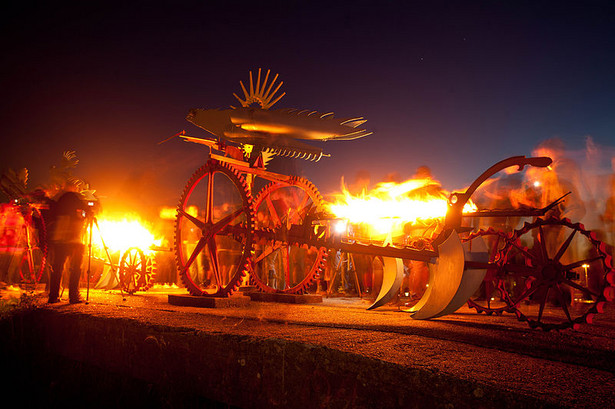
[333,219,348,234]
[325,177,476,238]
[90,214,162,256]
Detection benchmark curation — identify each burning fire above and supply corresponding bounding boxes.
[90,213,162,256]
[325,177,476,240]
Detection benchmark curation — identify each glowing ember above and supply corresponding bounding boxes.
[325,177,476,239]
[90,214,162,256]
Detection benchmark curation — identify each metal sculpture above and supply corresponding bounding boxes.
[171,68,368,296]
[182,68,370,163]
[171,70,614,331]
[0,169,47,286]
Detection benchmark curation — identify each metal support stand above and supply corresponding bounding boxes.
[86,216,93,302]
[327,251,362,298]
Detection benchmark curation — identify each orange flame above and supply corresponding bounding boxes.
[325,177,476,240]
[90,213,162,257]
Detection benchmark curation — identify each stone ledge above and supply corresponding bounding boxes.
[168,294,250,308]
[247,292,323,304]
[2,309,550,409]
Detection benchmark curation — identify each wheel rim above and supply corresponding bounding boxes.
[500,217,613,330]
[175,160,254,296]
[251,177,327,294]
[464,228,516,315]
[18,206,47,285]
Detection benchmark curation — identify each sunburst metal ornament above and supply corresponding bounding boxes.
[233,69,285,110]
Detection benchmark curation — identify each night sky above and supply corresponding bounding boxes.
[2,1,614,219]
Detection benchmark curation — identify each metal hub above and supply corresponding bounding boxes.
[540,262,561,281]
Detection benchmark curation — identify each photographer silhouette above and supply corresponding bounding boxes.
[47,180,92,304]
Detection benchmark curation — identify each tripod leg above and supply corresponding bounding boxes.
[326,252,341,297]
[349,253,362,298]
[86,217,93,302]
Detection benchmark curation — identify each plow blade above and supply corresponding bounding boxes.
[412,234,489,319]
[407,231,478,319]
[364,232,488,318]
[367,257,404,310]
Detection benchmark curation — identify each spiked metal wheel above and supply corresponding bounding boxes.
[175,159,254,297]
[499,217,614,330]
[465,228,516,316]
[251,177,327,294]
[119,247,157,294]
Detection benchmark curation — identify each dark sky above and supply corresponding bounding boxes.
[2,0,614,216]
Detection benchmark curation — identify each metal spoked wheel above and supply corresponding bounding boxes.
[251,176,327,294]
[18,206,47,285]
[119,247,157,294]
[175,159,254,297]
[499,217,614,331]
[465,228,516,316]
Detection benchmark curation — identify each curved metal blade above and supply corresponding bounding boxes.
[367,257,404,310]
[426,234,489,318]
[409,231,465,319]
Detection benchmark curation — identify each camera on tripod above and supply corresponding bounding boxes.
[82,196,101,220]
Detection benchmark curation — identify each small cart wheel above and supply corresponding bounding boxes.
[119,247,157,294]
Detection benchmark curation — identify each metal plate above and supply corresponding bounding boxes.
[367,257,404,310]
[408,231,465,319]
[426,234,488,318]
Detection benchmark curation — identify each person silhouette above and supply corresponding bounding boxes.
[47,180,89,304]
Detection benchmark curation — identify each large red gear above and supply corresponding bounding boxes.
[174,159,254,297]
[498,217,614,331]
[250,176,327,294]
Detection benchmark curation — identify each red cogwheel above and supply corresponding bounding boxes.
[499,216,614,331]
[250,176,327,294]
[174,159,254,297]
[464,228,517,316]
[119,247,157,294]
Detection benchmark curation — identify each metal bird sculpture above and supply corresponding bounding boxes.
[184,69,372,162]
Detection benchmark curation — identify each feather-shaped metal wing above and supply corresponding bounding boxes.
[186,107,372,142]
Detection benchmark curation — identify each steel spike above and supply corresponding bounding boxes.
[249,70,254,98]
[262,73,280,101]
[255,68,261,96]
[239,80,250,103]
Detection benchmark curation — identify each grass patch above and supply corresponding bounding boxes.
[0,289,40,319]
